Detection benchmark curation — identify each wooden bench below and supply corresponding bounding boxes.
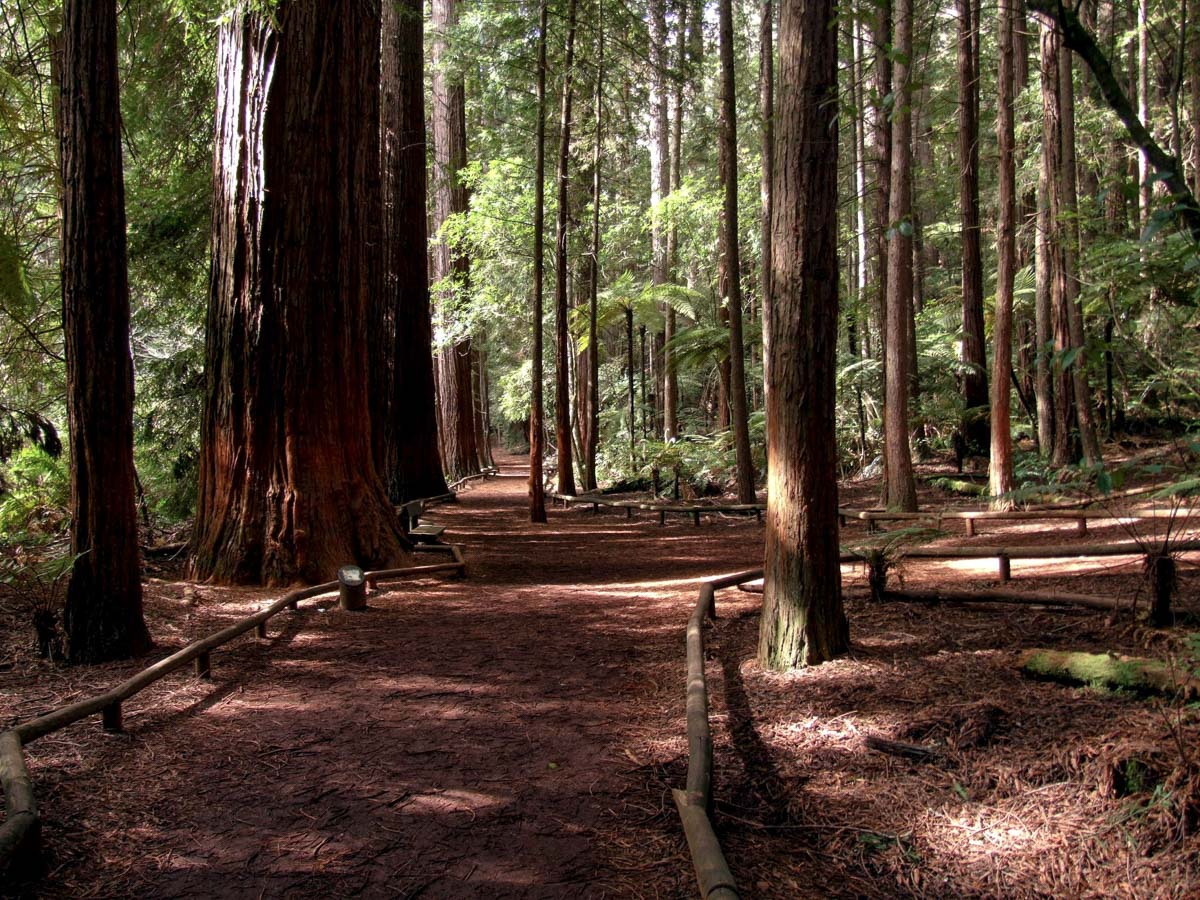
[399,499,447,544]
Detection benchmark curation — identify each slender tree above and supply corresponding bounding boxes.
[649,0,671,439]
[584,2,604,490]
[760,0,774,405]
[991,0,1017,507]
[759,0,848,670]
[377,0,449,502]
[431,0,480,481]
[719,0,757,503]
[192,1,410,585]
[958,0,989,452]
[883,0,918,511]
[554,0,579,496]
[530,1,549,522]
[60,0,152,662]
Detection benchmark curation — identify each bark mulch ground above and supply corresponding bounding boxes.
[2,451,1199,897]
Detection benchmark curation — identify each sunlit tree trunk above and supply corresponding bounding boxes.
[431,0,480,482]
[554,0,579,496]
[192,3,410,586]
[760,0,774,409]
[377,0,449,502]
[61,0,151,662]
[530,1,548,522]
[719,0,757,503]
[991,0,1017,508]
[884,0,917,511]
[583,3,603,490]
[759,0,848,670]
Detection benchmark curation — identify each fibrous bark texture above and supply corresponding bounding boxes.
[431,0,480,481]
[554,0,579,496]
[192,3,410,586]
[377,0,449,502]
[759,0,849,670]
[61,0,152,662]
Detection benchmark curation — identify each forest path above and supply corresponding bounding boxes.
[21,452,764,899]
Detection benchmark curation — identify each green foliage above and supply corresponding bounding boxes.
[0,446,69,537]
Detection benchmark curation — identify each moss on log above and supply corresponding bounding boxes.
[1018,649,1200,698]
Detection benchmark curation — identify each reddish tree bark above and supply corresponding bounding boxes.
[554,0,579,496]
[377,0,449,502]
[60,0,152,662]
[991,0,1017,508]
[191,3,409,586]
[759,0,848,670]
[530,1,548,522]
[431,0,480,482]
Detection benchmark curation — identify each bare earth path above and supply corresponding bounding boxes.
[9,454,763,898]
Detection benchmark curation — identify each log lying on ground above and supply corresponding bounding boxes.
[865,735,942,763]
[883,587,1122,611]
[1018,649,1200,698]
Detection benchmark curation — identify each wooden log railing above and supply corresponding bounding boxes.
[675,568,761,900]
[549,492,1192,537]
[0,543,466,875]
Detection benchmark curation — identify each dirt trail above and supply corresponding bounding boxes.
[11,454,763,898]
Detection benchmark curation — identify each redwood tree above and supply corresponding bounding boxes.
[191,2,410,586]
[719,0,757,503]
[554,0,579,496]
[431,0,480,482]
[60,0,152,662]
[883,0,918,511]
[530,1,549,523]
[759,0,848,670]
[377,0,449,502]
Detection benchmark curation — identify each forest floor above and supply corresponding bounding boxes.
[2,450,1200,898]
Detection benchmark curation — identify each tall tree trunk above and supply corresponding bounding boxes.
[554,0,579,496]
[991,0,1017,509]
[958,0,989,452]
[378,0,448,503]
[759,0,848,670]
[431,0,479,482]
[664,0,686,440]
[649,0,670,437]
[884,0,918,511]
[192,3,410,586]
[719,0,757,503]
[1138,0,1151,226]
[1035,135,1055,454]
[530,1,548,521]
[584,3,603,491]
[1191,22,1200,196]
[626,305,636,460]
[760,0,774,411]
[61,0,151,662]
[1059,38,1103,465]
[871,0,893,385]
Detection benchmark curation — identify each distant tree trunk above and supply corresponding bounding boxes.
[958,0,989,452]
[870,0,893,379]
[192,3,410,586]
[554,0,579,496]
[663,0,686,441]
[759,0,848,670]
[378,0,448,503]
[584,5,603,491]
[626,305,636,460]
[1138,0,1151,226]
[760,0,774,409]
[474,342,495,468]
[1191,24,1200,196]
[1035,140,1055,456]
[991,0,1017,509]
[884,0,917,511]
[1058,40,1103,465]
[530,1,548,522]
[431,0,479,482]
[649,0,670,438]
[60,0,151,662]
[719,0,757,503]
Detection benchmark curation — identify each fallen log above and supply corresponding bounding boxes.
[1018,649,1200,698]
[882,587,1122,611]
[864,735,942,763]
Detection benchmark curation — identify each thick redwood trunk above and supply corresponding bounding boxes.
[378,0,448,502]
[554,0,579,496]
[759,0,848,670]
[60,0,152,662]
[192,4,410,586]
[431,0,480,482]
